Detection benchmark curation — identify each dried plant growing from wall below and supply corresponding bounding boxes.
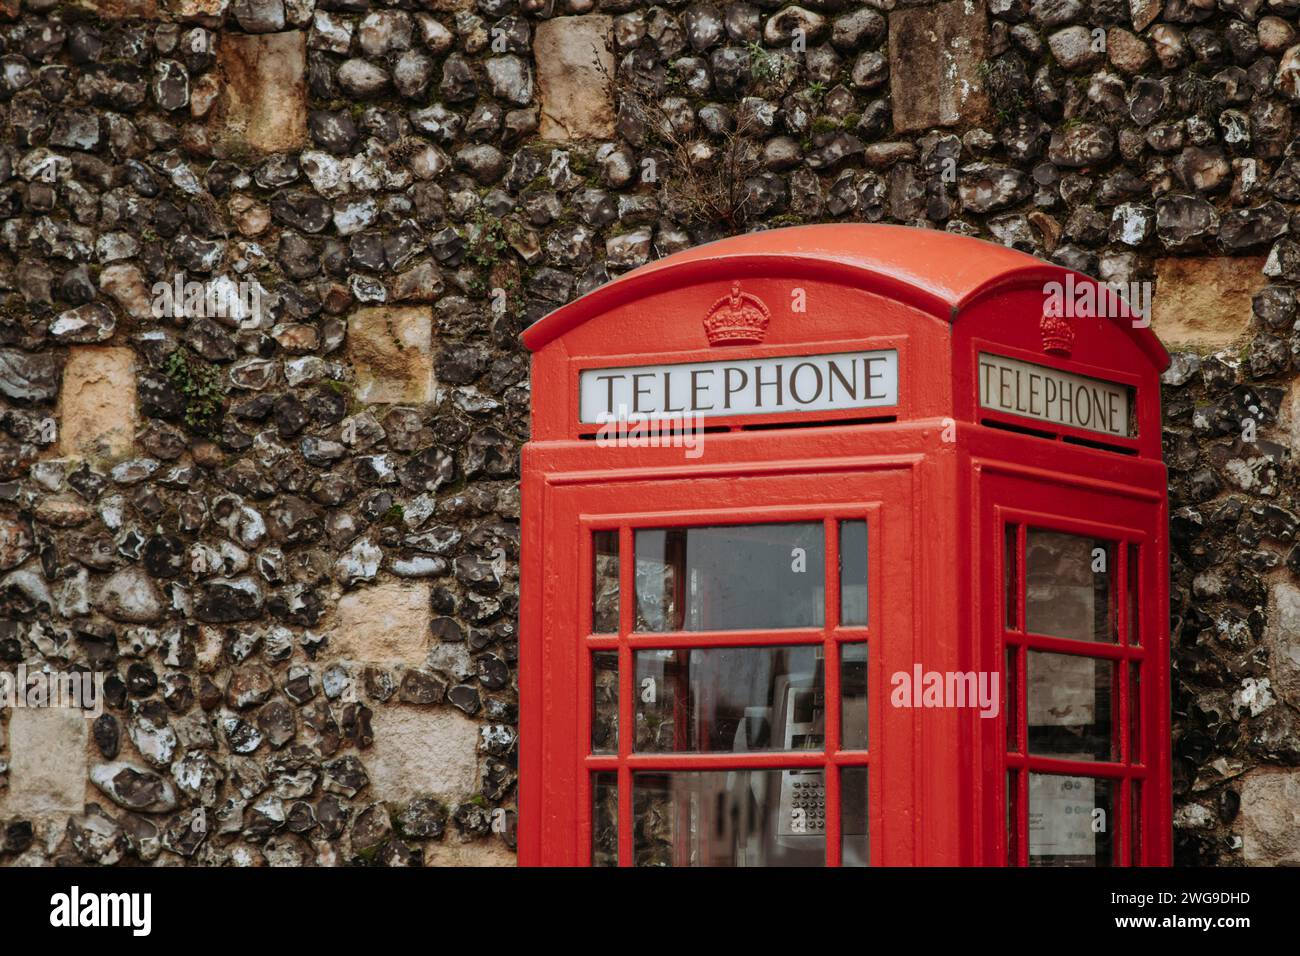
[595,51,763,229]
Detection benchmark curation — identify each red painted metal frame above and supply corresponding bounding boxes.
[520,224,1172,867]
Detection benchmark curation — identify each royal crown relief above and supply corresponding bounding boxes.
[1040,311,1076,357]
[703,282,772,346]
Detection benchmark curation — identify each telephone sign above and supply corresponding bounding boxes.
[520,225,1172,867]
[579,349,898,422]
[978,353,1132,438]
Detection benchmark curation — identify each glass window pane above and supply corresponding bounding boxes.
[1029,774,1114,867]
[592,530,619,633]
[1130,780,1142,866]
[1005,645,1018,752]
[634,645,823,753]
[1026,530,1116,643]
[591,772,618,867]
[841,643,868,751]
[591,651,618,754]
[840,520,868,626]
[634,523,825,632]
[1006,770,1019,866]
[1127,543,1140,645]
[1027,651,1115,761]
[633,770,825,866]
[841,767,869,867]
[1005,523,1018,630]
[1129,663,1141,764]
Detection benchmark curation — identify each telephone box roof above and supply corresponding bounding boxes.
[521,223,1169,371]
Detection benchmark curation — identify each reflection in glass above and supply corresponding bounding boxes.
[1026,530,1116,643]
[1130,780,1142,865]
[1027,651,1114,761]
[591,651,618,754]
[841,643,868,751]
[634,646,823,753]
[1006,770,1019,866]
[840,520,868,626]
[842,767,869,867]
[1028,774,1113,867]
[1127,543,1140,645]
[592,530,619,633]
[633,770,826,866]
[591,772,618,867]
[1129,664,1141,764]
[1005,646,1018,752]
[1005,523,1018,629]
[634,523,826,632]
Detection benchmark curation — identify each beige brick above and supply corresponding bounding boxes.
[1266,582,1300,706]
[1239,768,1300,865]
[59,346,136,461]
[424,840,516,867]
[1152,256,1266,349]
[331,579,431,664]
[209,31,308,157]
[347,307,435,404]
[889,0,989,133]
[535,15,616,141]
[1,707,90,817]
[363,706,480,804]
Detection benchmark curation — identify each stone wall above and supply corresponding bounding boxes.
[0,0,1297,866]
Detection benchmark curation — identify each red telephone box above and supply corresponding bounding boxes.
[519,224,1172,867]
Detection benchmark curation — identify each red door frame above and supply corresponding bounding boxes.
[526,461,915,865]
[520,224,1172,867]
[970,447,1172,866]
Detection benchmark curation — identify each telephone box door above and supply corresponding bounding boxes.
[524,462,916,866]
[979,464,1172,866]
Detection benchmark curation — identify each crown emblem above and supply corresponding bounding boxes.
[1040,312,1075,356]
[704,282,771,346]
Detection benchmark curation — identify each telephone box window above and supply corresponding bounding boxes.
[1127,543,1140,646]
[1004,646,1018,752]
[634,523,826,631]
[1004,524,1019,630]
[591,772,618,867]
[1129,664,1142,763]
[591,650,619,754]
[839,520,868,626]
[841,643,869,751]
[1026,651,1115,762]
[633,646,824,753]
[592,530,620,633]
[1131,781,1143,865]
[1029,774,1114,867]
[1025,530,1116,643]
[1006,771,1019,866]
[633,770,828,867]
[841,767,869,867]
[1005,523,1145,867]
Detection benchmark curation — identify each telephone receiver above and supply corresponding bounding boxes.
[771,672,827,848]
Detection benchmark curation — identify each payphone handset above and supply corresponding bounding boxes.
[767,666,826,862]
[775,682,826,837]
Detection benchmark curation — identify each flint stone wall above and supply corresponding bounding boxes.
[0,0,1297,866]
